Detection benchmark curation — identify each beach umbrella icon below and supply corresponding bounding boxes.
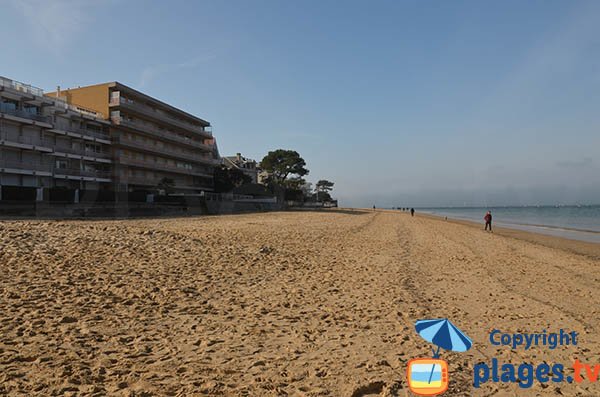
[415,318,472,384]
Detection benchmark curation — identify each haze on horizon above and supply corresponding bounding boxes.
[2,0,599,208]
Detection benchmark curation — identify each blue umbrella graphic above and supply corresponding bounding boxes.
[415,318,472,384]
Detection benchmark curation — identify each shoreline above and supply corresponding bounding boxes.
[413,210,600,259]
[343,208,600,258]
[415,208,600,242]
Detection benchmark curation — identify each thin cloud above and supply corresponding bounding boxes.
[281,131,321,139]
[556,158,593,168]
[469,2,600,126]
[9,0,93,53]
[138,55,217,88]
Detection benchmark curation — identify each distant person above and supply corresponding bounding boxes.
[410,208,415,217]
[484,211,492,231]
[373,205,376,210]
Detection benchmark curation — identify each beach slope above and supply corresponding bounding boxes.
[1,211,598,395]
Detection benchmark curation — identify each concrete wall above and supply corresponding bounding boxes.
[205,200,282,215]
[46,83,111,119]
[0,199,283,218]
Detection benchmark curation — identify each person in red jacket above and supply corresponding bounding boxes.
[484,211,492,231]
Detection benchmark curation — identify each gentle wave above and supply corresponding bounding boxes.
[420,206,600,243]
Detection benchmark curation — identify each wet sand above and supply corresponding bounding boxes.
[1,210,599,396]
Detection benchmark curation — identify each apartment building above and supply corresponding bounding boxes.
[47,82,218,194]
[0,76,112,200]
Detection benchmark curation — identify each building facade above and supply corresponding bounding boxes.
[47,82,218,194]
[222,152,259,184]
[0,76,112,200]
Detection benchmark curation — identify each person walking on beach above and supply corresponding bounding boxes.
[484,211,492,231]
[410,208,415,217]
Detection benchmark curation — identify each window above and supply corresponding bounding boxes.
[83,163,96,172]
[120,96,134,104]
[55,160,68,169]
[23,104,39,115]
[86,124,102,133]
[85,143,101,153]
[0,99,18,111]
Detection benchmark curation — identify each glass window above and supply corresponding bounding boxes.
[0,99,18,111]
[23,104,39,115]
[55,160,68,169]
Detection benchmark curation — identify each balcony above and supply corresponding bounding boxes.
[112,117,213,151]
[49,124,111,142]
[54,167,112,179]
[118,157,213,178]
[0,133,53,151]
[0,159,53,174]
[117,175,157,187]
[115,136,217,165]
[110,97,211,137]
[0,157,111,180]
[50,144,112,161]
[117,175,208,190]
[0,103,51,124]
[0,76,44,97]
[50,97,106,119]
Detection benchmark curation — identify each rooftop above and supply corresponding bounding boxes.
[0,76,44,97]
[53,81,211,127]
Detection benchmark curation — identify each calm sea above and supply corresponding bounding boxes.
[419,205,600,243]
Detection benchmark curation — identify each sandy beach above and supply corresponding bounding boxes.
[1,210,599,396]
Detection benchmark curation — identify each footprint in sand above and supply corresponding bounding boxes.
[350,380,386,397]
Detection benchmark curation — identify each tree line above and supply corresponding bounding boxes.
[214,149,335,202]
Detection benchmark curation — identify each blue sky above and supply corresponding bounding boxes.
[2,0,599,206]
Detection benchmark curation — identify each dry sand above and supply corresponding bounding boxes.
[1,210,599,396]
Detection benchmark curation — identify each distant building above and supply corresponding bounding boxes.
[0,75,221,203]
[223,153,259,184]
[47,81,218,194]
[1,76,112,198]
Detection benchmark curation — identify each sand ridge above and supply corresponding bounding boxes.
[0,210,599,396]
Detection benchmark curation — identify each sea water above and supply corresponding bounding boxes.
[419,205,600,243]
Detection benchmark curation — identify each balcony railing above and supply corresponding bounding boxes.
[0,158,111,179]
[50,124,111,141]
[110,97,211,136]
[51,144,112,159]
[0,133,53,148]
[0,133,112,162]
[115,136,217,165]
[0,103,51,123]
[0,159,53,173]
[117,175,158,186]
[0,76,44,97]
[54,168,112,179]
[112,117,213,151]
[117,175,206,188]
[51,97,106,119]
[119,157,213,177]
